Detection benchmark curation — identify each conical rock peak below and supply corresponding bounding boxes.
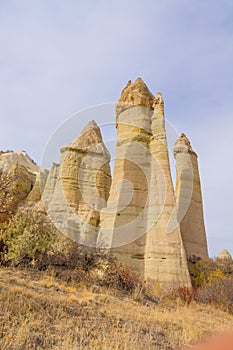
[116,77,156,115]
[173,133,196,157]
[61,120,108,156]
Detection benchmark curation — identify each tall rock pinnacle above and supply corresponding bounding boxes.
[99,78,191,286]
[98,78,153,274]
[145,93,191,286]
[174,133,208,259]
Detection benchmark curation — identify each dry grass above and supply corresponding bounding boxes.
[0,267,233,350]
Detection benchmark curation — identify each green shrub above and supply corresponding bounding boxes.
[189,257,233,288]
[0,210,56,266]
[187,257,233,314]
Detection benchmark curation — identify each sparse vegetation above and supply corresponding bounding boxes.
[0,210,233,348]
[0,267,233,350]
[187,257,233,314]
[0,210,56,266]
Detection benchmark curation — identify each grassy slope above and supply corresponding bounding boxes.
[0,267,233,350]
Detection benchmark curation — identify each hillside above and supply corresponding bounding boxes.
[0,266,233,350]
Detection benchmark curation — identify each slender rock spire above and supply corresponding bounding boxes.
[174,133,208,259]
[145,93,191,286]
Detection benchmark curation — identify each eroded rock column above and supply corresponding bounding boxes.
[98,78,154,274]
[43,121,111,246]
[144,94,191,286]
[174,133,208,259]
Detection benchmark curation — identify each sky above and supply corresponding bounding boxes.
[0,0,232,257]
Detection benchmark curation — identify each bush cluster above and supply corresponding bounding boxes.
[0,209,143,294]
[172,256,233,314]
[0,210,56,266]
[101,260,144,293]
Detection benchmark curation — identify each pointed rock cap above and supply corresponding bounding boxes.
[116,77,156,115]
[153,92,164,106]
[80,120,98,134]
[173,133,197,158]
[218,249,232,260]
[61,120,110,158]
[152,91,164,116]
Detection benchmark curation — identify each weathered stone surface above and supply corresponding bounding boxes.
[42,163,60,208]
[218,249,232,261]
[99,78,191,286]
[98,104,152,273]
[27,170,48,203]
[0,163,35,222]
[116,78,155,121]
[0,151,40,173]
[145,95,191,286]
[0,79,209,287]
[44,121,111,246]
[174,133,208,259]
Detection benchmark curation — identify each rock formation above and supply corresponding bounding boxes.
[98,78,153,274]
[174,133,208,259]
[144,92,190,285]
[27,170,48,203]
[0,163,35,222]
[0,78,209,287]
[41,163,60,208]
[218,249,232,261]
[99,78,191,286]
[43,121,111,246]
[0,151,40,173]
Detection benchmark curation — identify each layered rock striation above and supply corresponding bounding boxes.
[0,78,209,287]
[174,133,208,259]
[144,92,190,285]
[42,121,111,246]
[99,78,191,285]
[0,163,35,222]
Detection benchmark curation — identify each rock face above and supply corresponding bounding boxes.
[43,121,111,246]
[41,163,60,208]
[174,133,208,259]
[0,151,40,174]
[27,170,48,203]
[144,93,191,286]
[0,163,35,222]
[218,249,232,261]
[99,78,191,286]
[98,79,153,273]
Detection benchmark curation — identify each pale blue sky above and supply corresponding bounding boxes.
[0,0,232,256]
